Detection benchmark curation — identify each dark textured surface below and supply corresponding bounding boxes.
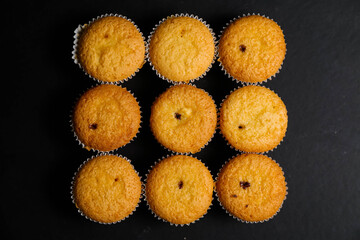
[2,0,360,239]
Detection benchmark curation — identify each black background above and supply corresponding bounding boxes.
[2,0,360,239]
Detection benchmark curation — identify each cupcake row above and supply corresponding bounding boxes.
[71,153,287,225]
[72,13,286,85]
[71,84,287,154]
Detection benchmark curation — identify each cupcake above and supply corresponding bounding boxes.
[220,85,287,153]
[71,154,142,223]
[72,84,141,152]
[216,154,287,222]
[74,15,145,83]
[145,155,214,225]
[148,14,215,83]
[150,84,217,153]
[218,14,286,84]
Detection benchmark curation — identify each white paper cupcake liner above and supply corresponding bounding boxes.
[70,152,143,224]
[218,13,287,86]
[72,13,146,85]
[146,13,217,85]
[149,83,217,154]
[215,153,288,223]
[144,154,214,226]
[218,85,287,154]
[70,83,142,153]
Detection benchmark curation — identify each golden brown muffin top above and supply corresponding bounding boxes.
[150,84,217,153]
[73,84,141,152]
[73,154,142,223]
[218,15,286,83]
[146,155,214,225]
[149,16,215,83]
[220,85,287,152]
[77,16,145,82]
[216,154,287,222]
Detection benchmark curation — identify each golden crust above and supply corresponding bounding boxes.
[145,155,213,225]
[218,15,286,83]
[77,16,145,82]
[73,84,141,152]
[73,155,142,223]
[149,16,215,82]
[150,84,217,153]
[216,154,287,222]
[220,85,287,152]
